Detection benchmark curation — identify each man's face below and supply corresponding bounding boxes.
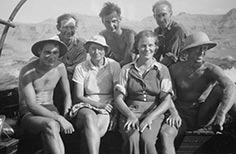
[102,11,121,33]
[57,18,77,41]
[153,4,172,28]
[39,43,60,66]
[188,45,208,63]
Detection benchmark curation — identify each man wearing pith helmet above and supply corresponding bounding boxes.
[169,32,236,142]
[18,39,74,154]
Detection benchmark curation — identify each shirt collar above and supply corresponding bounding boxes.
[88,57,108,70]
[130,58,163,71]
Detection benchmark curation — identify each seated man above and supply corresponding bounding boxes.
[169,32,236,136]
[18,39,74,154]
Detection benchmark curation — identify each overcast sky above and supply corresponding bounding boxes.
[0,0,236,23]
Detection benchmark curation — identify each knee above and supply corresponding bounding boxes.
[160,126,177,141]
[42,119,60,135]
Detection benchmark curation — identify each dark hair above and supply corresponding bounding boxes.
[133,30,159,54]
[57,13,78,28]
[99,2,121,18]
[152,0,173,14]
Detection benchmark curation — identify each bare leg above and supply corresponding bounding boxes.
[22,114,64,154]
[75,108,100,154]
[159,123,178,154]
[97,114,110,137]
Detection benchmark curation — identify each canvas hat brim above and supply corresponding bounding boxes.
[181,41,217,53]
[31,39,68,57]
[84,41,111,56]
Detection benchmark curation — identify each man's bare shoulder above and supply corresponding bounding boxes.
[169,61,185,75]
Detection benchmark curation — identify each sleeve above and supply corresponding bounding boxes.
[165,27,187,62]
[159,65,174,99]
[115,66,130,96]
[72,63,85,85]
[111,61,121,84]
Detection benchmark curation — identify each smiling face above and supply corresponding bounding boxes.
[187,45,208,63]
[57,18,77,42]
[39,43,60,67]
[153,4,172,28]
[102,11,121,33]
[137,36,157,60]
[88,43,106,63]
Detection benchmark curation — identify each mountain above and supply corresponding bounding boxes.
[0,8,236,90]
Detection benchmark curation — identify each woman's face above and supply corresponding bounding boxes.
[137,36,157,60]
[88,43,106,62]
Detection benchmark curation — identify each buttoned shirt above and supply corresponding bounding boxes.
[116,59,173,116]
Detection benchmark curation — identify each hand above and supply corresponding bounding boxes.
[166,113,182,129]
[139,117,152,133]
[104,104,113,113]
[212,113,226,132]
[124,114,139,131]
[57,116,75,134]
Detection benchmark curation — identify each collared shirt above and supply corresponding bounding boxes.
[51,35,87,74]
[154,21,187,63]
[116,58,173,100]
[72,57,121,104]
[100,28,136,63]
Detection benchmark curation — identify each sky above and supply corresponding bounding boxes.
[0,0,236,23]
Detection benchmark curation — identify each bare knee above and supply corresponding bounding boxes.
[160,125,178,141]
[42,119,60,136]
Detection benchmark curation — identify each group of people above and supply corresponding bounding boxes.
[18,1,236,154]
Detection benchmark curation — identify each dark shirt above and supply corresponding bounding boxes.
[154,21,187,65]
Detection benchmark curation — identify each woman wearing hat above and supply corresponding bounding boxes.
[68,35,121,154]
[168,32,236,137]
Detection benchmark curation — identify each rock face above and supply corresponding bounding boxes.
[0,8,236,90]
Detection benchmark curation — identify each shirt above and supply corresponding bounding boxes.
[100,28,136,63]
[72,57,121,104]
[154,21,187,63]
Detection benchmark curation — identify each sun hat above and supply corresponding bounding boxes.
[31,39,68,57]
[84,35,110,55]
[181,32,217,53]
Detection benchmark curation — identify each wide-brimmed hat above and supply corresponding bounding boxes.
[181,32,217,53]
[31,39,67,57]
[84,35,110,56]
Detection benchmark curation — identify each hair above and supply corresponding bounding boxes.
[133,30,159,54]
[57,13,78,28]
[152,0,173,14]
[99,2,121,18]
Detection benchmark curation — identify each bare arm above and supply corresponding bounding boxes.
[139,94,171,132]
[210,65,236,119]
[114,90,139,130]
[59,64,72,116]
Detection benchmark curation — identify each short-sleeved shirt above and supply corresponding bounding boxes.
[51,35,87,75]
[154,21,187,63]
[72,57,121,104]
[100,28,136,63]
[116,58,173,117]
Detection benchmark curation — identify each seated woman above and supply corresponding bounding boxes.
[115,30,174,154]
[68,35,121,154]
